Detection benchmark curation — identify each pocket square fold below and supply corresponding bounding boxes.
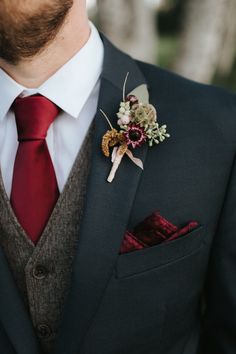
[120,212,199,254]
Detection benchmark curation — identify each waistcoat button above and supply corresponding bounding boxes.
[36,323,52,339]
[32,265,49,279]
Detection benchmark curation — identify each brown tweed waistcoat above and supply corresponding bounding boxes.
[0,124,94,354]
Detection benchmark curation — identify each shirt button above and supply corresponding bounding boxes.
[36,323,52,339]
[32,265,49,280]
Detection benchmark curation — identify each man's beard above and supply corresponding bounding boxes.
[0,0,73,65]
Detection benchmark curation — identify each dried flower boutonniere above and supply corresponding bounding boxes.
[101,73,170,183]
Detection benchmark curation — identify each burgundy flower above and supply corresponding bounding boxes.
[126,95,139,106]
[124,124,147,148]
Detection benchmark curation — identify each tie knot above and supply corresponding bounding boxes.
[12,95,60,142]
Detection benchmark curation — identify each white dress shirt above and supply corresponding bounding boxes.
[0,22,104,197]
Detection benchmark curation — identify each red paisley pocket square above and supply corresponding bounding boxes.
[120,212,199,254]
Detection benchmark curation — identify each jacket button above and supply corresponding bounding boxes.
[36,323,52,339]
[32,265,49,279]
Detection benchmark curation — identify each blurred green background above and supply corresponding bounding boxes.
[88,0,236,90]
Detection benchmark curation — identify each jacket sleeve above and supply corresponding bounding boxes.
[199,152,236,354]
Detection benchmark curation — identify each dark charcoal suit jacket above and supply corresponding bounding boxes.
[0,35,236,354]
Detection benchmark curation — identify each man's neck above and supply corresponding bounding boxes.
[0,2,90,88]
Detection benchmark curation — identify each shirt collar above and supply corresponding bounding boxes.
[0,70,25,121]
[0,21,104,121]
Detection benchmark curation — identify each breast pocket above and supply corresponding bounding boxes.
[116,225,206,278]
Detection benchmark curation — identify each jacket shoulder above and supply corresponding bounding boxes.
[136,60,236,145]
[136,60,236,106]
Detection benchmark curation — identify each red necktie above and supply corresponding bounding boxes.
[10,95,60,244]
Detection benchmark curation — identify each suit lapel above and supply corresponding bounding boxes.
[56,37,148,354]
[0,247,40,354]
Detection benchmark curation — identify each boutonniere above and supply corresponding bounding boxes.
[100,73,170,183]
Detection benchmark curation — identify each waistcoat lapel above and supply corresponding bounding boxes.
[56,36,149,354]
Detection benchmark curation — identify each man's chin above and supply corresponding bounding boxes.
[0,0,73,65]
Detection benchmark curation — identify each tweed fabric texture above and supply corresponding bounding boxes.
[0,123,94,354]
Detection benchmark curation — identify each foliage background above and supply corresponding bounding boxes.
[88,0,236,91]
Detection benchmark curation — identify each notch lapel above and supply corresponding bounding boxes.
[56,37,148,354]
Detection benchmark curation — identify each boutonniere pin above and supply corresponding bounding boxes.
[100,73,170,183]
